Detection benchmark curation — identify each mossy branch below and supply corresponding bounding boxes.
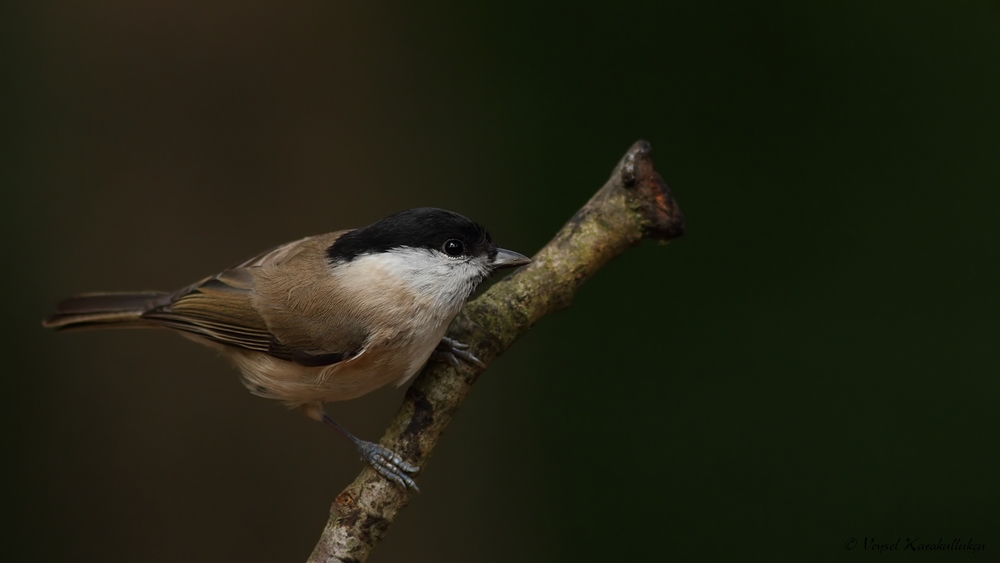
[306,140,685,563]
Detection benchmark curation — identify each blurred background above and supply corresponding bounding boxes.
[4,1,999,561]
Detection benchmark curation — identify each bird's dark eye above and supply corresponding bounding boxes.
[443,239,465,257]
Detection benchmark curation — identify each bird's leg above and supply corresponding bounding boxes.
[320,412,420,492]
[431,336,486,369]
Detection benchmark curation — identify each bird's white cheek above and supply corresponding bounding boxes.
[371,249,485,305]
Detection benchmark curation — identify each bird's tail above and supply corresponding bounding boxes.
[43,291,171,331]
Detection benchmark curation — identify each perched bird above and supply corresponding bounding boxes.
[43,207,530,490]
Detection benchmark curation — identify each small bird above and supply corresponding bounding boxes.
[43,207,530,491]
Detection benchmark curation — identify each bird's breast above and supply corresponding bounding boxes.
[234,250,471,406]
[232,294,459,406]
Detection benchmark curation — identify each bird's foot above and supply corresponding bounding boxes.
[356,440,421,492]
[431,336,486,369]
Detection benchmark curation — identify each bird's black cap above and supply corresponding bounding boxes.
[327,208,495,263]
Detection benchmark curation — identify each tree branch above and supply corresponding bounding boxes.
[306,140,685,563]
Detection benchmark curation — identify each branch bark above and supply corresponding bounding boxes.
[306,140,685,563]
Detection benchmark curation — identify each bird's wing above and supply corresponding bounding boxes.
[141,267,274,352]
[141,232,367,367]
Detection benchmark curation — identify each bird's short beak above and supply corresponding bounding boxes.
[492,248,531,269]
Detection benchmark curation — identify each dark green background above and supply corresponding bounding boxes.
[4,1,998,561]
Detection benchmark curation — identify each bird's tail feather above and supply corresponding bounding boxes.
[43,291,171,330]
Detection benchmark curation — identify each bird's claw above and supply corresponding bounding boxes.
[356,440,420,492]
[432,336,486,369]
